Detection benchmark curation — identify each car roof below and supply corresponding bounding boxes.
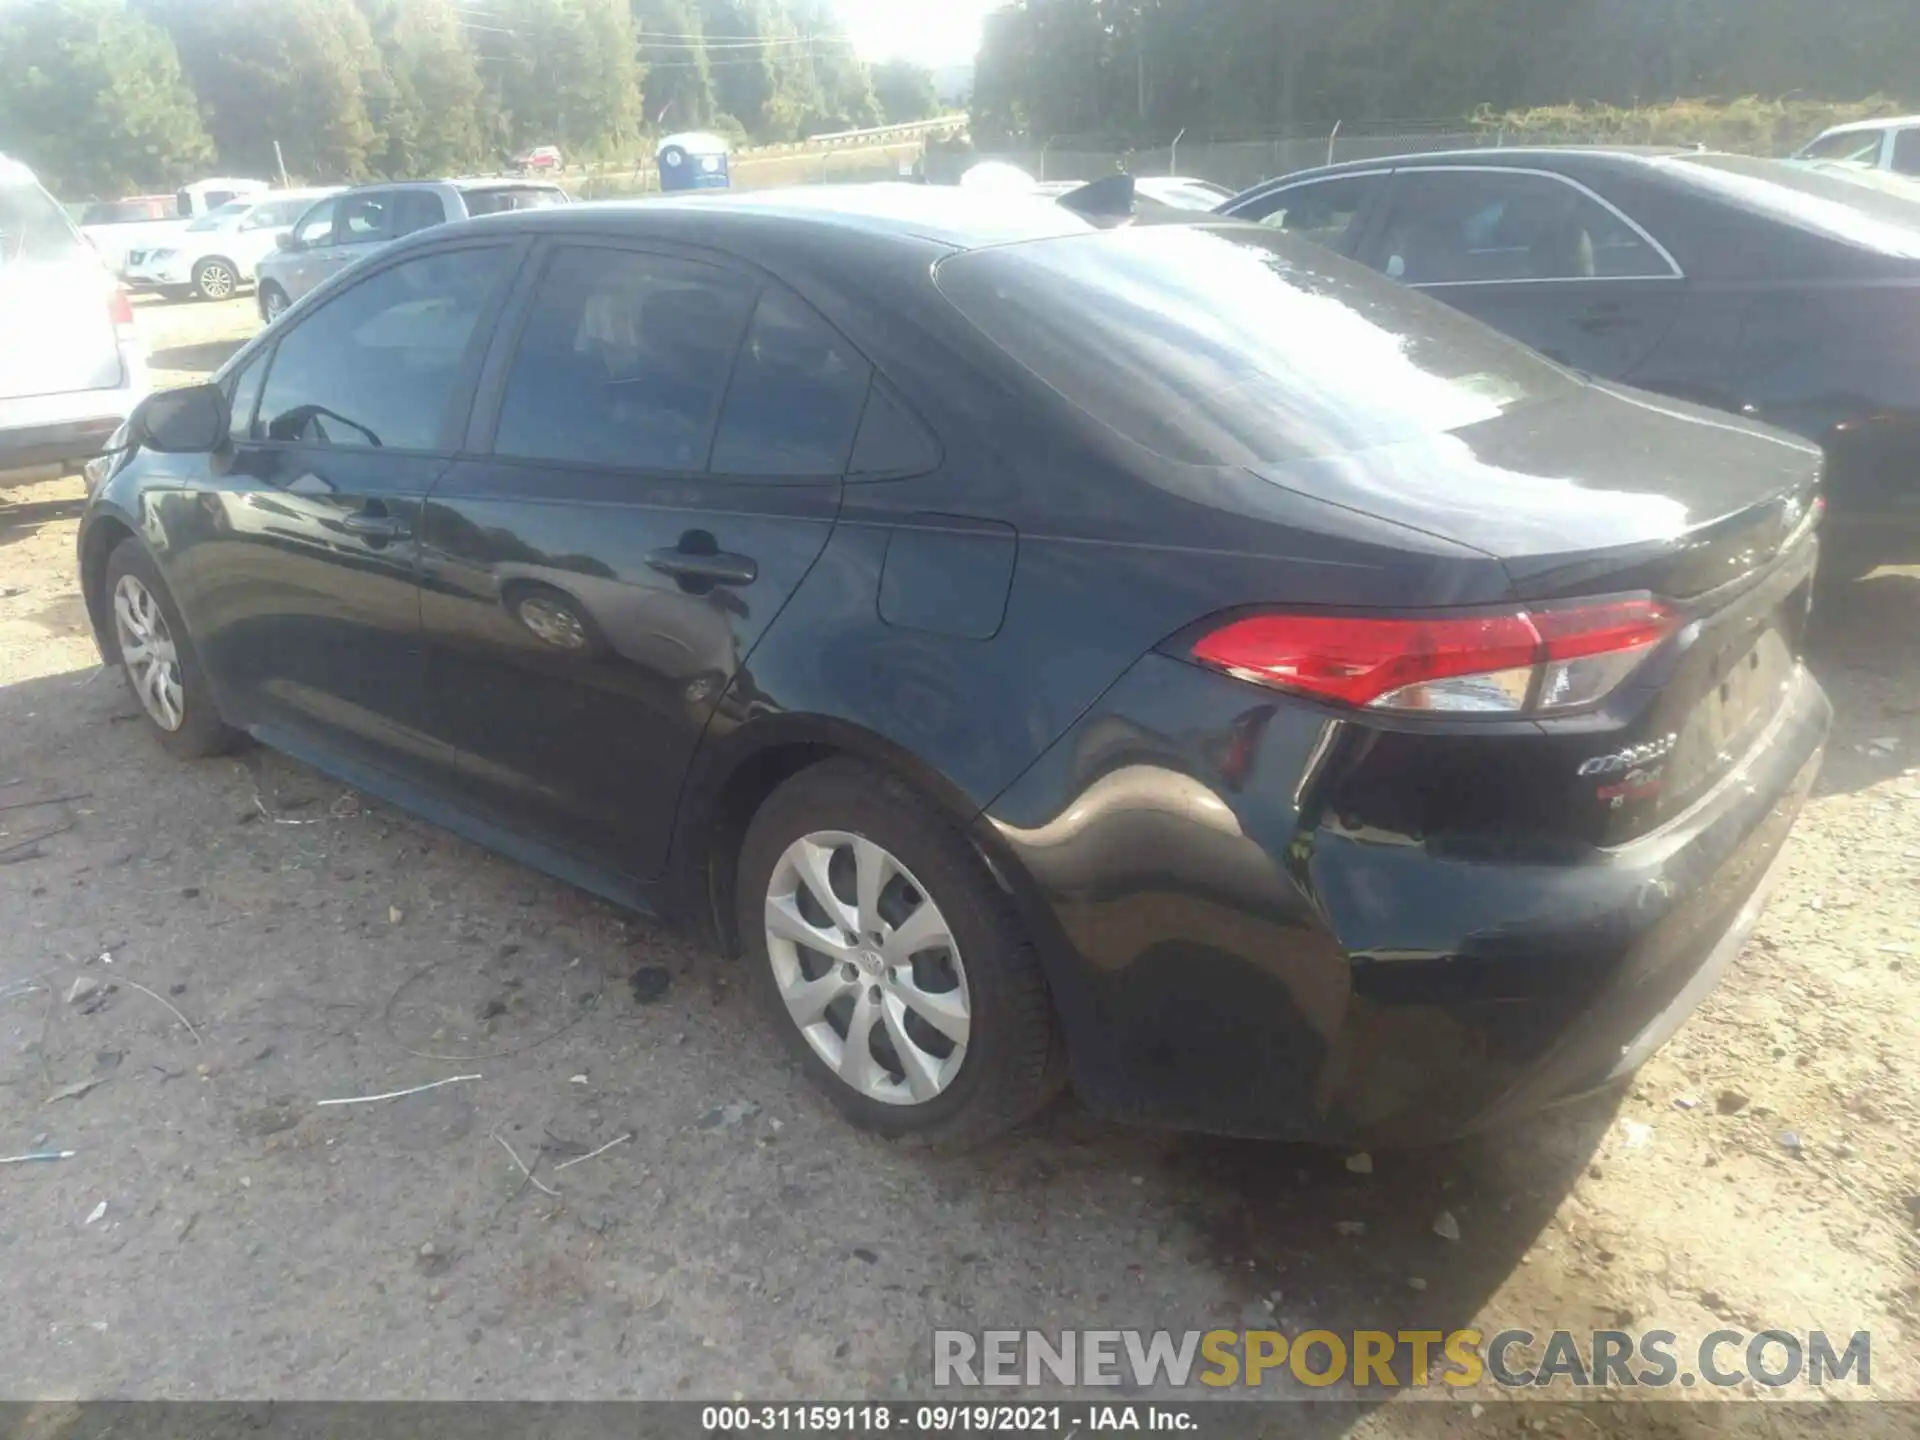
[1812,115,1920,137]
[527,184,1114,250]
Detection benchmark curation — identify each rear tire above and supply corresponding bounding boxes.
[737,759,1062,1149]
[102,539,240,761]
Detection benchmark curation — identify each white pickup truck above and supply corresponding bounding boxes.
[79,177,268,276]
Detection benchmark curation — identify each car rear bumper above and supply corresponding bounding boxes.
[0,408,136,477]
[981,654,1830,1145]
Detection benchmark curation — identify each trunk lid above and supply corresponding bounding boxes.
[1256,382,1822,850]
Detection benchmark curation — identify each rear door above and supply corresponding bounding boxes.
[182,239,523,774]
[417,238,865,879]
[0,174,123,406]
[1360,166,1685,378]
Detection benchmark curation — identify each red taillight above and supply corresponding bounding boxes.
[1191,598,1677,716]
[107,287,134,327]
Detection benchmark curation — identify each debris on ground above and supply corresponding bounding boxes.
[1673,1094,1700,1110]
[552,1132,633,1172]
[315,1074,481,1108]
[1345,1152,1373,1174]
[65,976,101,1006]
[44,1078,107,1104]
[1777,1130,1805,1156]
[83,1202,106,1226]
[0,1150,76,1165]
[1620,1120,1653,1149]
[698,1100,760,1131]
[1407,1276,1427,1291]
[1716,1089,1750,1114]
[1334,1221,1366,1237]
[1432,1209,1462,1242]
[629,965,672,1004]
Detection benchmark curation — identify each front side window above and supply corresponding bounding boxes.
[1378,170,1671,283]
[334,192,392,246]
[710,288,871,476]
[256,246,513,451]
[493,245,756,470]
[1244,175,1383,254]
[1800,128,1885,164]
[291,198,338,247]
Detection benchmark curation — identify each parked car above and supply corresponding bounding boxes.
[80,188,1828,1147]
[513,145,563,174]
[1219,147,1920,579]
[80,177,269,277]
[1794,115,1920,176]
[253,178,569,321]
[122,187,343,302]
[1,155,147,477]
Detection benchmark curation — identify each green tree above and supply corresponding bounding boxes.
[634,0,714,131]
[872,58,938,124]
[149,0,384,180]
[0,0,213,197]
[353,0,488,177]
[493,0,645,157]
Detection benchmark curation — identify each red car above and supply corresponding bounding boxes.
[513,145,563,175]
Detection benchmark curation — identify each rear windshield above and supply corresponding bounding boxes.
[2,179,88,266]
[463,186,568,216]
[1667,153,1920,258]
[934,223,1571,466]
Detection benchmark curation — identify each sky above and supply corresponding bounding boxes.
[834,0,995,68]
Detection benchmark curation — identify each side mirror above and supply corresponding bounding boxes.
[136,384,230,455]
[276,232,303,251]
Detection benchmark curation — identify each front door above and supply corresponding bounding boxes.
[183,240,523,774]
[298,187,396,300]
[418,239,870,880]
[1363,167,1685,379]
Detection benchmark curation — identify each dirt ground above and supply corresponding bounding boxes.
[1,295,1915,1426]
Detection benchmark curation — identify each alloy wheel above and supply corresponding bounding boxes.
[113,573,185,731]
[763,830,971,1106]
[198,262,235,300]
[263,286,288,321]
[516,593,588,650]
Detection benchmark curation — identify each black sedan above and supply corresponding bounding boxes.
[1220,147,1920,580]
[79,188,1828,1147]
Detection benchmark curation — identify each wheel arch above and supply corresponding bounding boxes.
[671,713,1005,959]
[79,512,138,658]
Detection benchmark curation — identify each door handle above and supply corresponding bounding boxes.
[645,544,757,587]
[342,511,410,540]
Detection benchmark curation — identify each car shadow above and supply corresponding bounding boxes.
[1803,567,1919,800]
[147,338,248,376]
[0,490,86,552]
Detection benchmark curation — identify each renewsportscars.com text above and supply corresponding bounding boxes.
[933,1328,1871,1391]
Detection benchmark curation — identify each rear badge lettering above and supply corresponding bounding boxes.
[1577,734,1677,778]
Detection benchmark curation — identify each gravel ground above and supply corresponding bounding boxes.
[0,295,1915,1425]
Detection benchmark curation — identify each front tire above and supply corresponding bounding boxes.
[103,539,240,760]
[737,759,1061,1148]
[259,282,290,322]
[191,256,239,301]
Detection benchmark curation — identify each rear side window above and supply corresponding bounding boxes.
[257,245,513,451]
[1378,170,1672,282]
[1,178,87,265]
[463,187,567,216]
[936,224,1572,467]
[493,245,756,470]
[710,288,871,476]
[392,191,447,237]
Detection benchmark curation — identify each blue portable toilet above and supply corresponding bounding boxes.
[657,132,731,192]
